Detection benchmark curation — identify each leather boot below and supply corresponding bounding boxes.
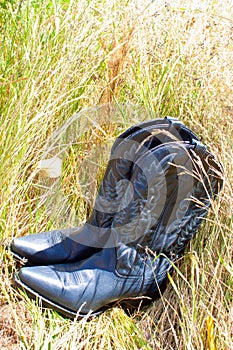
[14,131,223,317]
[11,117,184,265]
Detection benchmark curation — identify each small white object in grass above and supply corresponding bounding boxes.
[38,157,62,178]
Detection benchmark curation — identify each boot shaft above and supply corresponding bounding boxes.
[110,122,223,276]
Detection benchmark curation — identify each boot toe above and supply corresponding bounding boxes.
[17,264,94,315]
[11,235,39,262]
[18,265,63,299]
[11,230,69,264]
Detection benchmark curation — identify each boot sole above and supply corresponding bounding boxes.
[14,273,107,319]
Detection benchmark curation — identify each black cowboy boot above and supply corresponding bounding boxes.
[11,118,179,265]
[14,128,223,317]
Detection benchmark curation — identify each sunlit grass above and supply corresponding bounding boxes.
[0,0,232,349]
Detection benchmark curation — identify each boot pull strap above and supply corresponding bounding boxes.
[165,116,183,128]
[192,139,210,158]
[165,116,199,141]
[165,116,209,159]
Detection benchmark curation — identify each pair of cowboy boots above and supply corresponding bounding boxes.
[11,117,223,318]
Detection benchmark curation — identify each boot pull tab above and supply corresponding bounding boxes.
[165,116,183,128]
[165,116,190,139]
[165,116,202,146]
[192,139,209,158]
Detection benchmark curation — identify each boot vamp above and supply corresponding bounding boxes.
[17,248,156,314]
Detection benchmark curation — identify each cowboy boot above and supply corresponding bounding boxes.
[11,117,179,265]
[14,130,223,317]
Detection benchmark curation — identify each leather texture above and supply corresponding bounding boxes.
[11,117,192,265]
[15,248,169,317]
[11,120,159,264]
[14,117,223,317]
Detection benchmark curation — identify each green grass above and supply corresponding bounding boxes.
[0,0,232,349]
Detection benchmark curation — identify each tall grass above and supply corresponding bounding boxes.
[0,0,232,349]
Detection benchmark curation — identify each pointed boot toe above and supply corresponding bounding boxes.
[11,230,70,265]
[11,236,31,263]
[17,265,56,294]
[15,265,85,318]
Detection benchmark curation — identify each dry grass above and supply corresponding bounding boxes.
[0,0,232,349]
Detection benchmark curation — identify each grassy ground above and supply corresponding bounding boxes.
[0,0,232,349]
